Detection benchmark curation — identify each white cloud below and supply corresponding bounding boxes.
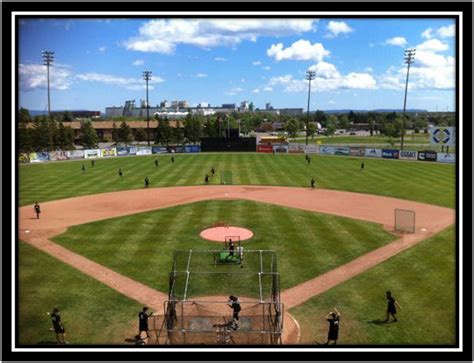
[76,72,164,91]
[98,46,107,52]
[263,87,273,92]
[417,38,449,52]
[267,39,330,62]
[224,87,243,96]
[326,21,353,38]
[19,63,73,91]
[214,57,227,61]
[263,66,271,70]
[328,100,336,105]
[421,28,433,39]
[364,67,373,72]
[125,19,317,53]
[195,73,208,78]
[252,60,262,65]
[132,59,144,66]
[251,88,260,93]
[384,36,407,47]
[437,24,455,38]
[267,63,377,93]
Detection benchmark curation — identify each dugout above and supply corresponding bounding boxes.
[163,249,283,345]
[200,137,257,152]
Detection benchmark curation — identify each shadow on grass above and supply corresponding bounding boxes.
[36,340,61,345]
[368,318,397,325]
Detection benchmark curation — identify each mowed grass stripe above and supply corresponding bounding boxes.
[289,226,456,345]
[53,200,397,295]
[19,153,455,208]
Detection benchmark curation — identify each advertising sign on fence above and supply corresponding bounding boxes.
[183,145,201,153]
[349,147,366,157]
[334,147,350,156]
[152,146,168,154]
[101,147,117,157]
[365,148,382,158]
[430,127,455,146]
[84,149,102,159]
[399,150,418,160]
[273,144,289,153]
[437,152,455,163]
[19,153,29,163]
[319,146,335,155]
[257,145,273,153]
[382,149,400,159]
[417,151,437,162]
[29,152,50,163]
[304,145,319,154]
[116,146,129,156]
[49,150,69,161]
[136,146,152,155]
[67,150,85,160]
[288,144,305,153]
[127,146,137,155]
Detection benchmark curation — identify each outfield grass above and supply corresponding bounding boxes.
[18,241,143,345]
[19,153,455,208]
[52,200,397,298]
[289,226,456,345]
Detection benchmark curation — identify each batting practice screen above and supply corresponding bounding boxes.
[394,208,416,233]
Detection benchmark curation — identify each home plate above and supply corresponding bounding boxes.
[25,230,30,234]
[421,228,427,232]
[225,193,229,196]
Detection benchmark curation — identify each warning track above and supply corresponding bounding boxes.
[18,186,454,344]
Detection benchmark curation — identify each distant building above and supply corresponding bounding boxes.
[240,101,250,112]
[265,102,273,110]
[51,110,101,119]
[222,103,236,110]
[160,100,172,108]
[178,100,189,109]
[197,102,209,108]
[279,108,304,117]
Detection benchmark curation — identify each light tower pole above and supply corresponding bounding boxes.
[401,48,415,151]
[142,71,152,146]
[305,70,316,146]
[42,51,54,119]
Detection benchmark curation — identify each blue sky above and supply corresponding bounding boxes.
[18,17,456,113]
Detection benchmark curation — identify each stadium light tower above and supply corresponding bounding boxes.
[305,70,316,146]
[401,48,415,151]
[143,71,152,146]
[42,51,54,119]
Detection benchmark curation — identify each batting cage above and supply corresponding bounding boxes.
[162,249,283,345]
[394,208,416,233]
[220,170,233,185]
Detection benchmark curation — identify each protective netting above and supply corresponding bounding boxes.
[394,208,416,233]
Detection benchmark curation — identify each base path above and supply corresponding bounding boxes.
[19,186,454,343]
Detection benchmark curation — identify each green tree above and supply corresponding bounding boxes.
[286,119,299,139]
[171,123,185,145]
[337,114,350,130]
[133,128,147,142]
[203,116,220,138]
[118,121,132,146]
[18,107,31,123]
[249,102,254,112]
[79,120,99,148]
[18,122,34,154]
[184,114,203,143]
[31,116,51,151]
[307,123,317,139]
[155,117,173,146]
[111,122,119,143]
[62,111,73,122]
[56,122,75,150]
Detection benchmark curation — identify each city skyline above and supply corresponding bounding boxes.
[18,17,456,113]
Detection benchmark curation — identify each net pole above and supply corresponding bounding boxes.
[258,272,263,302]
[183,250,193,301]
[260,250,263,273]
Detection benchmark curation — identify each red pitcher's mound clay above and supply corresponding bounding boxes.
[200,226,254,242]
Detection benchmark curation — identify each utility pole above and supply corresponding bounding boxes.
[401,48,415,151]
[143,71,152,146]
[42,51,54,119]
[305,70,316,146]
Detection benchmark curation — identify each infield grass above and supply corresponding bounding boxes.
[18,241,143,345]
[289,226,456,345]
[19,153,455,208]
[52,200,397,299]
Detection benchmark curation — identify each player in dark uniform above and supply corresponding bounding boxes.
[81,164,86,173]
[171,156,175,163]
[34,202,41,219]
[361,162,365,170]
[204,174,209,184]
[310,178,315,189]
[211,167,215,176]
[228,295,241,330]
[384,291,401,322]
[155,159,159,167]
[118,168,123,178]
[91,159,95,167]
[144,176,150,188]
[138,306,153,338]
[307,156,311,164]
[49,308,68,344]
[325,307,340,345]
[228,239,235,257]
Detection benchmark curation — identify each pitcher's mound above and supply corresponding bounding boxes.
[200,226,254,242]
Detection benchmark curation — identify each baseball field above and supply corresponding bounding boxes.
[18,152,456,345]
